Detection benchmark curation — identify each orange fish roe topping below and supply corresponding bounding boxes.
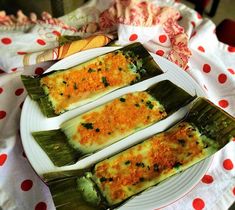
[74,92,166,146]
[93,122,204,204]
[40,51,139,114]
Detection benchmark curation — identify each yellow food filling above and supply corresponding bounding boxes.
[62,91,166,153]
[40,51,140,114]
[93,122,208,205]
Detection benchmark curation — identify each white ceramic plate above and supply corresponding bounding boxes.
[20,47,212,210]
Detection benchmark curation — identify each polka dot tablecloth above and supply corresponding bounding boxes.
[0,0,234,210]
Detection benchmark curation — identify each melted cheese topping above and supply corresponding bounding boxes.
[62,91,166,154]
[40,51,140,114]
[92,122,207,205]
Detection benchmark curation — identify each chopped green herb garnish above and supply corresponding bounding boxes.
[120,98,126,102]
[178,139,186,147]
[88,68,95,73]
[95,128,100,132]
[187,152,192,156]
[100,177,107,182]
[146,101,154,109]
[101,77,109,87]
[139,177,145,182]
[125,160,131,165]
[136,162,145,167]
[153,164,159,172]
[81,123,93,129]
[173,162,182,169]
[73,83,78,90]
[179,124,186,128]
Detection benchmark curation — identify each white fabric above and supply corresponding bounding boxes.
[0,1,234,210]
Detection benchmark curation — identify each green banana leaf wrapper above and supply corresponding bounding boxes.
[44,98,235,210]
[32,80,195,167]
[21,42,163,118]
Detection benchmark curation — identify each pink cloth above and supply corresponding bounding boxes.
[0,0,234,210]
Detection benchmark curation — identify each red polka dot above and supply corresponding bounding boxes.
[228,68,235,75]
[0,154,7,166]
[202,64,211,73]
[223,159,234,170]
[156,50,164,56]
[37,39,46,45]
[21,179,33,191]
[191,31,197,38]
[11,68,17,72]
[191,21,196,28]
[218,73,227,84]
[218,99,229,108]
[52,30,61,36]
[140,1,147,6]
[159,35,167,43]
[228,46,235,52]
[0,87,3,94]
[17,51,27,55]
[35,67,44,75]
[0,111,6,119]
[201,174,214,184]
[1,37,12,45]
[198,46,205,52]
[15,88,24,96]
[35,202,47,210]
[233,187,235,196]
[129,34,138,41]
[62,26,69,30]
[192,198,205,210]
[197,13,202,19]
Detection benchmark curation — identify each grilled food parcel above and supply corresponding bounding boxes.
[21,43,163,117]
[44,98,235,210]
[32,80,195,167]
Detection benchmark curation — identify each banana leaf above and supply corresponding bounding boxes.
[21,43,163,117]
[32,80,194,167]
[44,97,235,210]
